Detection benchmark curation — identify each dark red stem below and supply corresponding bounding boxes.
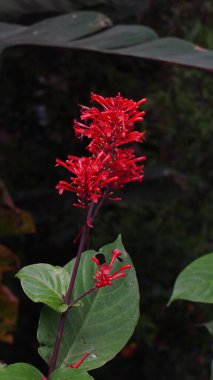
[47,190,110,377]
[90,187,111,223]
[48,203,94,377]
[68,286,96,309]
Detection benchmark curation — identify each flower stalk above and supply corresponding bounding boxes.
[48,92,146,377]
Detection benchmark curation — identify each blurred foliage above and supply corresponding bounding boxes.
[0,244,19,344]
[0,179,36,237]
[0,0,212,379]
[0,0,149,23]
[0,208,36,237]
[0,181,35,349]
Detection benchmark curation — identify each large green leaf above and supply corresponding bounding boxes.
[16,263,70,312]
[51,368,94,380]
[68,25,158,49]
[0,363,43,380]
[0,11,212,71]
[0,22,25,38]
[1,12,111,50]
[169,253,213,305]
[116,37,213,71]
[37,235,140,370]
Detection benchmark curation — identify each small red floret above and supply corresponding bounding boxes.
[92,249,131,288]
[67,352,89,368]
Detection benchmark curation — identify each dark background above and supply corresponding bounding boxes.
[0,1,213,379]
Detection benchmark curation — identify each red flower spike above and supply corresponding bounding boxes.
[67,352,89,368]
[92,249,131,288]
[56,93,147,207]
[74,92,147,155]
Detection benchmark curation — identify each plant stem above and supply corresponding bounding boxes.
[90,188,111,222]
[47,192,109,377]
[68,286,96,309]
[48,203,94,377]
[48,228,86,376]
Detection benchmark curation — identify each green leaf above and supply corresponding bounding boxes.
[1,11,111,50]
[0,363,43,380]
[204,320,213,335]
[169,253,213,305]
[68,25,158,49]
[115,37,213,71]
[16,263,70,312]
[51,368,94,380]
[0,22,25,38]
[0,10,212,71]
[37,235,140,370]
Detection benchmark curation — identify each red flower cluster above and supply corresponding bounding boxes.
[56,153,118,207]
[92,249,131,288]
[56,93,146,208]
[74,93,146,155]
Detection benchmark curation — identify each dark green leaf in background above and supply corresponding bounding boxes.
[37,236,140,370]
[0,10,212,71]
[169,253,213,305]
[116,37,213,70]
[67,25,158,49]
[1,12,111,48]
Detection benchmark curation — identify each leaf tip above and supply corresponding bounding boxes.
[167,297,173,307]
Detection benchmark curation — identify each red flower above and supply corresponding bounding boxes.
[74,92,146,155]
[56,93,147,207]
[56,152,118,208]
[67,352,89,368]
[40,353,89,379]
[107,148,146,189]
[92,249,131,288]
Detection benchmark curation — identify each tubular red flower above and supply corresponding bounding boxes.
[92,249,131,288]
[67,352,89,368]
[107,148,146,189]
